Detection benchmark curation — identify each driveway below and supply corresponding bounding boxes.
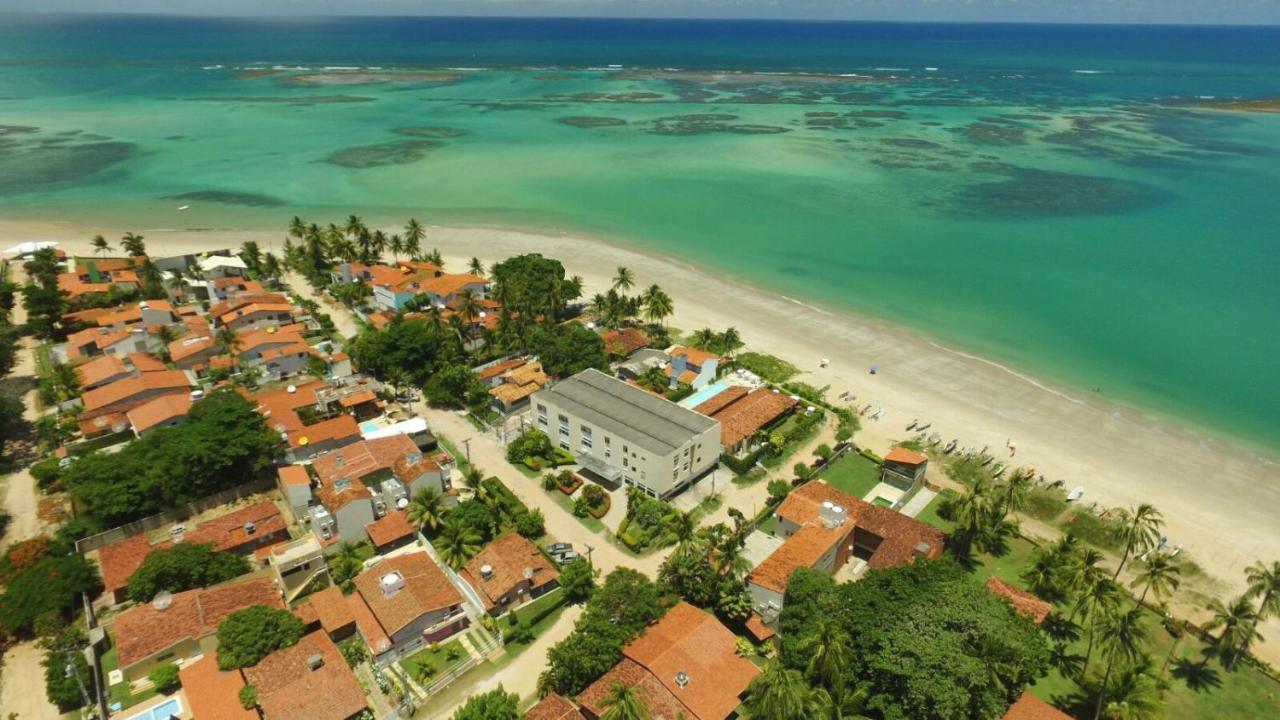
[0,640,61,720]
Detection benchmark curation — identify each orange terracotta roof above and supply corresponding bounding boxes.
[220,302,294,325]
[312,434,418,488]
[97,533,158,596]
[81,257,134,272]
[416,272,487,297]
[338,390,377,407]
[1003,693,1074,720]
[297,586,358,637]
[354,552,463,638]
[458,533,559,610]
[288,415,360,450]
[112,577,282,669]
[696,387,797,448]
[277,465,311,486]
[884,446,929,466]
[750,481,945,593]
[63,307,114,324]
[578,658,693,720]
[744,613,776,642]
[525,693,584,720]
[670,346,722,367]
[127,352,167,373]
[243,631,368,720]
[476,358,525,382]
[236,327,306,354]
[987,577,1053,624]
[345,591,392,655]
[78,411,128,437]
[75,354,129,389]
[81,370,191,414]
[364,510,416,549]
[691,385,748,416]
[169,334,216,362]
[57,273,112,298]
[178,652,257,720]
[491,381,542,405]
[208,292,289,320]
[602,327,651,356]
[621,602,760,720]
[181,500,286,552]
[126,393,193,434]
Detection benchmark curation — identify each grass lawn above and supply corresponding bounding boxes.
[914,490,957,532]
[399,637,469,684]
[956,533,1280,719]
[542,486,606,533]
[758,513,779,536]
[818,453,882,500]
[733,351,799,384]
[100,646,158,711]
[761,415,825,470]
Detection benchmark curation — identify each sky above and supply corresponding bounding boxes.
[1,0,1278,25]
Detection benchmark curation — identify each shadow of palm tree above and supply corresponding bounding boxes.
[1171,657,1222,692]
[1042,613,1082,644]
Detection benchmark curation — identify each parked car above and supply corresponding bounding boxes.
[547,542,573,555]
[554,551,580,564]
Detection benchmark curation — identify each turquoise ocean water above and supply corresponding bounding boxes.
[1,15,1278,447]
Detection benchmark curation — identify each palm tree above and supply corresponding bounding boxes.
[426,248,443,266]
[1130,554,1181,605]
[1093,606,1149,720]
[1024,547,1068,602]
[369,230,388,262]
[166,268,189,299]
[456,289,481,325]
[403,218,425,259]
[49,362,82,402]
[641,284,673,327]
[812,685,871,720]
[468,257,485,276]
[1113,504,1164,580]
[1078,578,1125,676]
[262,252,283,284]
[660,508,698,553]
[612,266,635,292]
[217,325,241,355]
[1066,548,1109,614]
[288,216,307,239]
[1236,560,1280,668]
[600,681,650,720]
[719,327,743,357]
[345,214,366,239]
[1100,662,1164,720]
[328,541,367,590]
[90,234,111,257]
[741,662,814,720]
[436,521,483,569]
[121,231,147,257]
[638,365,668,393]
[796,619,849,690]
[388,233,405,262]
[996,470,1033,523]
[691,328,717,351]
[407,487,448,534]
[1204,596,1261,669]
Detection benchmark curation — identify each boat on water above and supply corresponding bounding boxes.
[916,422,931,431]
[1066,486,1085,502]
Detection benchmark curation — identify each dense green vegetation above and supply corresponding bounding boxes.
[659,509,753,623]
[777,561,1049,720]
[216,605,306,670]
[0,536,101,638]
[528,323,608,378]
[60,389,282,526]
[451,687,520,720]
[125,542,251,602]
[539,568,665,696]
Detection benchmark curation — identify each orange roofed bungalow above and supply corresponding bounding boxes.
[348,552,468,664]
[747,481,945,625]
[694,385,799,456]
[243,631,369,720]
[577,602,759,720]
[78,370,192,437]
[458,532,560,616]
[880,446,929,492]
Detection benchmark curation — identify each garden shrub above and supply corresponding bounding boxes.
[1063,509,1125,552]
[148,662,181,693]
[1023,486,1068,522]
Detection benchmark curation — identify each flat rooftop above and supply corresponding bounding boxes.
[535,369,718,456]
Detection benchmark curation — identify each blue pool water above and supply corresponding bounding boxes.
[679,381,731,409]
[126,697,182,720]
[360,420,381,433]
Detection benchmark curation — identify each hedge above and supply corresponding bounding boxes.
[721,449,764,476]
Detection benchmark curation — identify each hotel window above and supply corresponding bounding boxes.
[581,436,592,451]
[537,403,547,418]
[581,426,592,437]
[605,447,611,460]
[559,441,569,451]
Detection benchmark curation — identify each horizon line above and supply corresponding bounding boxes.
[2,11,1278,30]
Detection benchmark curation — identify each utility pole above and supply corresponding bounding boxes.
[461,437,472,465]
[584,543,595,568]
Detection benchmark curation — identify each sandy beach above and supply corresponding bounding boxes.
[5,217,1279,655]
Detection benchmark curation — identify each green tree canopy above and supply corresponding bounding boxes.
[779,559,1050,720]
[60,389,283,527]
[0,552,101,637]
[216,605,306,670]
[529,323,608,378]
[126,542,251,602]
[349,315,466,385]
[490,254,568,326]
[540,568,666,696]
[450,687,519,720]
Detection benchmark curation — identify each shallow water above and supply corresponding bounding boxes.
[1,15,1278,446]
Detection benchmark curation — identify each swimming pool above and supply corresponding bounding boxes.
[678,380,730,409]
[125,697,182,720]
[360,420,381,433]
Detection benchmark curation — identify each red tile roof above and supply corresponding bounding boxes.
[987,577,1053,624]
[277,465,311,486]
[81,370,191,415]
[1003,693,1074,720]
[578,658,692,720]
[618,602,759,720]
[524,693,584,720]
[127,352,167,373]
[458,533,559,611]
[602,327,651,356]
[243,631,368,720]
[312,434,419,488]
[884,446,929,466]
[178,652,257,720]
[126,393,193,434]
[97,533,157,597]
[297,586,358,637]
[670,346,722,368]
[353,552,463,639]
[695,386,797,448]
[75,354,130,389]
[112,577,282,669]
[180,500,286,552]
[364,510,417,550]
